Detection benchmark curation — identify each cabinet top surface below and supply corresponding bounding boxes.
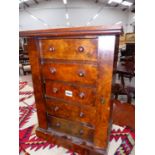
[19,25,122,37]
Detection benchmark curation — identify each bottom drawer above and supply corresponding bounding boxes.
[47,115,94,142]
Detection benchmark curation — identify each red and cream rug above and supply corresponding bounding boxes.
[19,81,135,155]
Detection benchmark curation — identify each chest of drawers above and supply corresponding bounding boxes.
[20,26,122,155]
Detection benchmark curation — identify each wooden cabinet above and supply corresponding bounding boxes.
[19,25,122,155]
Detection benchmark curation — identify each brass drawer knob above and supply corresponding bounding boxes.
[79,112,84,118]
[50,67,56,74]
[78,71,85,77]
[53,88,58,93]
[56,122,61,127]
[49,47,55,52]
[79,92,85,99]
[54,106,59,112]
[101,97,106,104]
[78,46,84,52]
[79,129,84,135]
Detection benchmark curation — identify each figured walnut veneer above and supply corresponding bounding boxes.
[20,25,122,155]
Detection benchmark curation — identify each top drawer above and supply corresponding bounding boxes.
[39,38,98,61]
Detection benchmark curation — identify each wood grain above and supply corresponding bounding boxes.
[39,38,97,61]
[36,127,106,155]
[47,115,94,142]
[41,63,98,85]
[94,35,116,148]
[19,25,122,37]
[27,38,47,129]
[45,80,96,106]
[45,99,96,127]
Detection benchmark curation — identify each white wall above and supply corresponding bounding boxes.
[126,12,135,33]
[19,0,134,33]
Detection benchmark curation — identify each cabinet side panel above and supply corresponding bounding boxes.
[113,35,120,72]
[27,38,47,129]
[94,35,116,148]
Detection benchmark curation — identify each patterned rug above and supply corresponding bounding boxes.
[19,81,135,155]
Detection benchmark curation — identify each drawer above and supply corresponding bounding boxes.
[45,80,96,106]
[47,115,94,142]
[42,63,98,85]
[45,99,96,127]
[39,38,97,61]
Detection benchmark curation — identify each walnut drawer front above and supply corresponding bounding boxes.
[47,115,94,142]
[45,99,96,127]
[39,38,97,61]
[42,63,98,85]
[45,80,96,106]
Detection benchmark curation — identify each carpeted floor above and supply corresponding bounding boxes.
[19,81,135,155]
